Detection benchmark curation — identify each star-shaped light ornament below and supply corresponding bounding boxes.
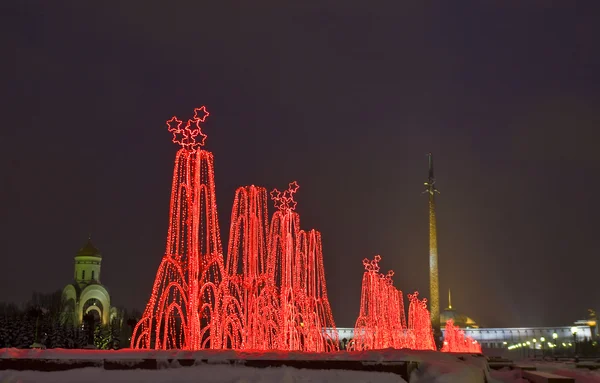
[167,116,182,132]
[184,119,207,146]
[270,189,281,201]
[271,181,300,212]
[288,181,299,194]
[165,106,210,150]
[370,255,381,273]
[193,106,210,122]
[171,129,187,146]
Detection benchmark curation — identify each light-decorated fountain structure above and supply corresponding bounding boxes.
[132,106,438,352]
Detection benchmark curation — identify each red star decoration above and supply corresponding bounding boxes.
[288,181,299,193]
[195,130,207,146]
[171,129,186,146]
[288,199,297,211]
[165,106,211,149]
[167,116,182,132]
[272,181,300,211]
[270,189,281,201]
[193,106,210,122]
[184,119,206,146]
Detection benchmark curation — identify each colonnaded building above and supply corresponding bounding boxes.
[62,238,118,326]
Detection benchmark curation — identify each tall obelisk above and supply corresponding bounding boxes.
[424,153,442,347]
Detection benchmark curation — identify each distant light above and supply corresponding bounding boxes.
[553,332,558,339]
[540,337,545,342]
[571,327,577,334]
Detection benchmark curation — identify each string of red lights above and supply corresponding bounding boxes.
[132,106,443,352]
[348,256,435,351]
[441,319,482,353]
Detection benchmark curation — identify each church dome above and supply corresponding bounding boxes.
[441,308,478,329]
[440,289,478,328]
[76,238,102,258]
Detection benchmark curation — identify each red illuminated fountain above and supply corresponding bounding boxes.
[441,319,481,353]
[131,107,227,350]
[220,185,276,349]
[131,106,443,353]
[267,183,339,351]
[348,256,435,351]
[132,108,337,351]
[407,292,436,350]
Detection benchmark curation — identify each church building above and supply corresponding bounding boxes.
[62,238,116,326]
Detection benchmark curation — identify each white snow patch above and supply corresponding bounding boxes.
[0,365,406,383]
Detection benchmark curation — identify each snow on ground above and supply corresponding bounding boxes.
[3,349,600,382]
[528,360,600,383]
[0,365,406,383]
[0,347,481,363]
[488,361,600,383]
[0,348,497,383]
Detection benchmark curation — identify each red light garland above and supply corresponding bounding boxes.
[132,109,337,351]
[441,319,481,353]
[132,107,439,352]
[348,256,435,351]
[266,182,338,351]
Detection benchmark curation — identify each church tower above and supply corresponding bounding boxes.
[62,237,114,326]
[74,237,102,286]
[424,153,442,346]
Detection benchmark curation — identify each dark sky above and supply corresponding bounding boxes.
[1,1,599,328]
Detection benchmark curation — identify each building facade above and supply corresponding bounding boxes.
[62,238,116,326]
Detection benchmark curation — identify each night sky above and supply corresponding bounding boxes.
[1,2,599,328]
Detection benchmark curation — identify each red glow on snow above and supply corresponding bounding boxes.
[348,256,435,351]
[441,319,482,353]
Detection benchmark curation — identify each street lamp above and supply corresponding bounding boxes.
[540,337,545,358]
[532,339,537,358]
[571,327,578,355]
[553,332,558,356]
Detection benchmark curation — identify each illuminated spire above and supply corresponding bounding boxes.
[448,289,452,309]
[424,152,440,196]
[424,152,441,348]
